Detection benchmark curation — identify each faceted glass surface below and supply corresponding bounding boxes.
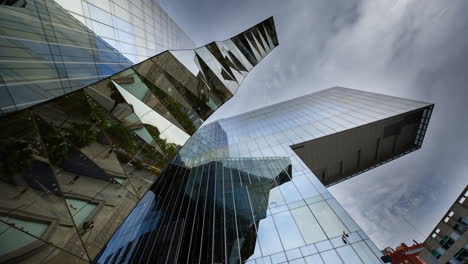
[0,15,279,262]
[96,87,433,263]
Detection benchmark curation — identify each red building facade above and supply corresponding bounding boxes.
[382,241,427,264]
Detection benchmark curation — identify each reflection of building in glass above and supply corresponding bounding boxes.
[97,157,292,263]
[0,0,194,113]
[98,87,434,263]
[419,185,468,264]
[0,15,279,263]
[53,0,195,63]
[0,3,436,262]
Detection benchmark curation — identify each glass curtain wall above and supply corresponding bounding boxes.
[95,87,433,263]
[0,17,279,263]
[0,0,133,113]
[53,0,195,63]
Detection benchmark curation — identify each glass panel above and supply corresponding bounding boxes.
[320,250,343,264]
[351,241,381,264]
[0,219,88,263]
[256,215,283,256]
[290,206,327,244]
[336,245,363,264]
[0,111,89,260]
[305,254,324,264]
[272,211,305,250]
[29,91,140,259]
[308,201,348,238]
[0,217,47,255]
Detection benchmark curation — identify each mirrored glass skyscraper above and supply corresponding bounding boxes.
[0,0,193,113]
[0,13,280,263]
[97,87,433,263]
[0,2,434,263]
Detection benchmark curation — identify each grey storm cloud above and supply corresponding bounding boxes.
[157,0,468,249]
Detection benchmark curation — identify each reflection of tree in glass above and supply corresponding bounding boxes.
[63,122,97,148]
[102,121,138,154]
[145,125,177,165]
[0,139,35,182]
[34,117,71,166]
[139,75,197,134]
[108,82,126,114]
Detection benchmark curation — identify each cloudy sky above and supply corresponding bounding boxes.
[158,0,468,249]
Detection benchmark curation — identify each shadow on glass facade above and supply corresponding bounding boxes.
[96,157,292,263]
[0,16,279,263]
[103,87,430,264]
[0,4,436,262]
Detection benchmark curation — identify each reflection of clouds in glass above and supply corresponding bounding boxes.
[255,216,283,256]
[112,80,189,145]
[273,211,305,250]
[320,249,344,264]
[291,206,327,244]
[279,181,302,203]
[336,245,364,264]
[170,50,199,76]
[309,201,349,238]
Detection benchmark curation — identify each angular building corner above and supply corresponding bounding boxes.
[1,2,438,264]
[0,8,279,262]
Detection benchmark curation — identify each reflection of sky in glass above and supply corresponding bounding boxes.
[170,50,200,76]
[56,0,195,64]
[112,81,189,146]
[187,87,430,263]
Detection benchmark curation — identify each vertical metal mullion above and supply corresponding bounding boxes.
[198,162,211,264]
[164,166,191,263]
[210,161,217,263]
[186,165,204,264]
[174,165,198,263]
[136,164,180,263]
[154,165,190,263]
[230,167,242,264]
[126,166,169,263]
[242,159,263,257]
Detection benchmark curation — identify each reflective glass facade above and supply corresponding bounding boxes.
[0,17,279,263]
[53,0,195,63]
[96,87,433,263]
[0,0,194,114]
[0,0,133,113]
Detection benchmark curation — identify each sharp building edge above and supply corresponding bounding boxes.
[0,1,436,264]
[0,4,278,262]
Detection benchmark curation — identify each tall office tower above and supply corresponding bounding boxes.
[0,17,278,263]
[419,185,468,264]
[0,0,193,114]
[97,87,434,263]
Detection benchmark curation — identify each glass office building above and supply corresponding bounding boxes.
[96,87,433,263]
[0,0,193,114]
[0,16,280,263]
[0,2,434,263]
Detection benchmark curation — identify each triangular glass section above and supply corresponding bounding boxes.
[0,218,89,263]
[0,110,91,261]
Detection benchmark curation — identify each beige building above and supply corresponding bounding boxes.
[419,185,468,264]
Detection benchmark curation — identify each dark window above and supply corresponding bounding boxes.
[440,236,455,250]
[455,248,467,261]
[0,0,26,7]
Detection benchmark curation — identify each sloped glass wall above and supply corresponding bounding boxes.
[0,16,279,263]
